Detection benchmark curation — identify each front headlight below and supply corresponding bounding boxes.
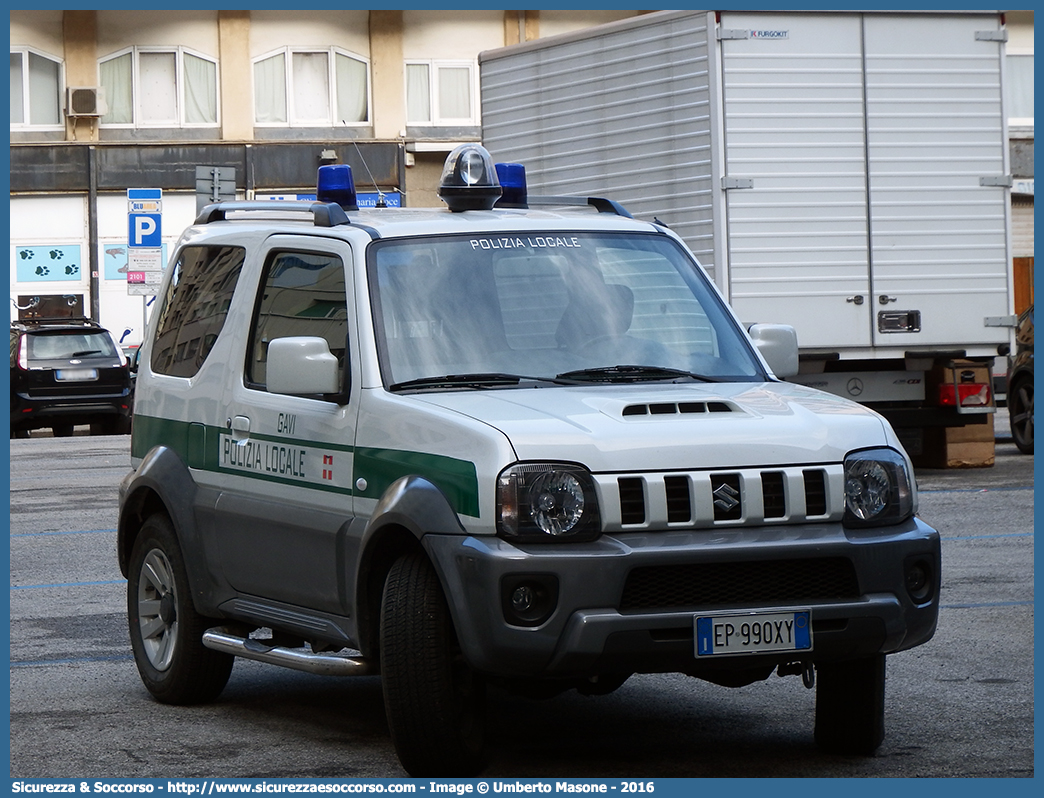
[843,447,914,528]
[497,462,601,543]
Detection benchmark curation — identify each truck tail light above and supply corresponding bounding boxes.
[937,383,991,408]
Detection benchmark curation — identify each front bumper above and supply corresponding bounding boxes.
[424,517,940,679]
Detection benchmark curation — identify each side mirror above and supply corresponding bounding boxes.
[747,323,799,378]
[267,337,341,396]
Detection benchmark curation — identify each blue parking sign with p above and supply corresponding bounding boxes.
[129,213,162,247]
[128,188,162,248]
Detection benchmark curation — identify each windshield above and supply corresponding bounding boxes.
[369,232,765,389]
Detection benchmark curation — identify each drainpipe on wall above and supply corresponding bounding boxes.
[87,145,100,322]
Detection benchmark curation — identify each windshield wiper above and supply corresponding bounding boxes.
[389,372,578,392]
[555,365,722,383]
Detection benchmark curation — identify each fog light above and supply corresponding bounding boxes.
[511,585,535,613]
[501,574,559,628]
[905,558,934,604]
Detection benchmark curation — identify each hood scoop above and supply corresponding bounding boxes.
[621,400,734,418]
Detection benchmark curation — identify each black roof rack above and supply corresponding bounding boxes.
[498,195,633,218]
[13,316,102,329]
[195,200,348,227]
[195,201,380,239]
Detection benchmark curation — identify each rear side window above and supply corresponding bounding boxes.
[151,246,245,378]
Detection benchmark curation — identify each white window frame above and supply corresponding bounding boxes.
[98,46,219,129]
[404,59,479,127]
[252,46,371,128]
[10,46,65,131]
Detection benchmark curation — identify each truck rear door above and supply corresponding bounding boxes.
[862,14,1010,349]
[719,11,1010,351]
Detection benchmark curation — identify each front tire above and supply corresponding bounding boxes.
[814,654,886,755]
[380,549,486,777]
[127,513,233,704]
[1008,376,1034,454]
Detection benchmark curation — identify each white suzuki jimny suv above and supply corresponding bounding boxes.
[118,145,939,776]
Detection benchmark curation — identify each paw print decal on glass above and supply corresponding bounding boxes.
[16,245,82,282]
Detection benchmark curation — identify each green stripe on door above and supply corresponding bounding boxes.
[131,414,481,517]
[354,447,480,518]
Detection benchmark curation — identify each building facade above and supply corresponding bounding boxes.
[9,9,640,343]
[9,9,1031,345]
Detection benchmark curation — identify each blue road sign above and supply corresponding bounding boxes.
[128,189,163,247]
[129,213,162,247]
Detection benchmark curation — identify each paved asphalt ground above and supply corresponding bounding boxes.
[8,411,1035,781]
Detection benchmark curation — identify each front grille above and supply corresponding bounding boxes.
[664,476,691,522]
[619,478,646,525]
[619,557,860,611]
[608,465,840,529]
[762,471,786,518]
[803,469,827,516]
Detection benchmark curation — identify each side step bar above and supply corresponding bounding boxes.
[202,627,377,677]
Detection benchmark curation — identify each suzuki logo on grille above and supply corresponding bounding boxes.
[712,482,741,512]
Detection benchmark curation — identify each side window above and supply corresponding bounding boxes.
[10,48,63,128]
[99,47,218,127]
[11,331,22,366]
[253,48,370,126]
[151,246,245,377]
[247,251,348,392]
[405,60,476,126]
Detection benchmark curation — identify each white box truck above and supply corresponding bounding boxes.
[479,9,1015,458]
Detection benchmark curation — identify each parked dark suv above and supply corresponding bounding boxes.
[1007,305,1033,454]
[10,319,133,437]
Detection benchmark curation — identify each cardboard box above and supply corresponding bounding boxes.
[943,414,994,444]
[913,360,996,468]
[917,424,996,469]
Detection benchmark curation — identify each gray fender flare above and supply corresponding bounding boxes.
[353,475,467,655]
[363,474,467,540]
[118,445,218,612]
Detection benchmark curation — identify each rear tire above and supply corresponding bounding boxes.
[380,549,486,777]
[1008,376,1034,454]
[51,423,74,437]
[127,513,233,704]
[814,654,886,755]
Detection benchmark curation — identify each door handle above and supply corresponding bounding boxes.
[879,295,898,305]
[846,295,864,305]
[229,415,250,441]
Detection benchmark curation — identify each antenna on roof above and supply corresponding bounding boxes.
[346,123,387,208]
